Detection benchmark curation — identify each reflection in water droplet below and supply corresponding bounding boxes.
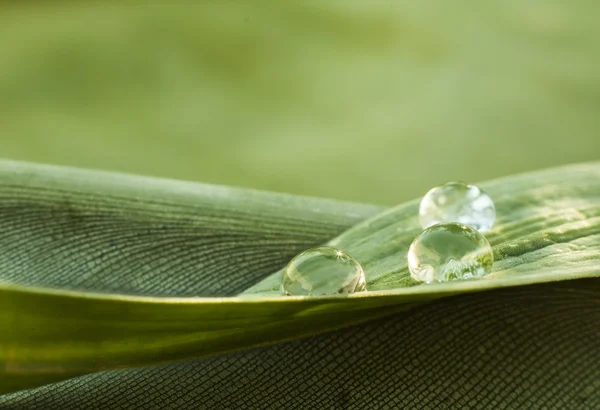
[281,247,366,296]
[408,223,494,283]
[419,182,496,232]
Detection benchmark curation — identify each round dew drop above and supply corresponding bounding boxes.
[408,222,494,283]
[419,182,496,233]
[281,247,366,296]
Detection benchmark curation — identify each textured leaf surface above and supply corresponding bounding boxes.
[4,279,599,409]
[0,160,382,394]
[1,161,600,408]
[245,162,600,294]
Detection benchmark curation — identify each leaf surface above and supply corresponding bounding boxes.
[1,160,600,395]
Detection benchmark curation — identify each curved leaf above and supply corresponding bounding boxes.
[245,161,600,294]
[0,160,381,297]
[5,279,599,409]
[2,161,600,395]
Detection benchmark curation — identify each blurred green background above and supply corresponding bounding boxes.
[1,1,599,205]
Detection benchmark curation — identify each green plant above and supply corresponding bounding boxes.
[1,160,599,408]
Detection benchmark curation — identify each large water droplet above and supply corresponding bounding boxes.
[281,247,366,296]
[408,222,493,283]
[419,182,496,232]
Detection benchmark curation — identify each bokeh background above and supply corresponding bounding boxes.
[1,1,599,205]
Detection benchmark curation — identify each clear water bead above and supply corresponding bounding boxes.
[281,247,366,296]
[419,182,495,232]
[408,222,494,283]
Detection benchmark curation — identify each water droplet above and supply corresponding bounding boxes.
[408,222,494,283]
[419,182,495,232]
[281,247,366,296]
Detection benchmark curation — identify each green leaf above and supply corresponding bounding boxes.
[245,161,600,295]
[2,160,600,396]
[0,160,381,394]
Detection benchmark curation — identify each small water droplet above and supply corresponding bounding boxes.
[408,222,494,283]
[281,247,366,296]
[419,182,496,232]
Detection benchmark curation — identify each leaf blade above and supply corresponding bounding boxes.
[245,162,600,294]
[2,161,600,394]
